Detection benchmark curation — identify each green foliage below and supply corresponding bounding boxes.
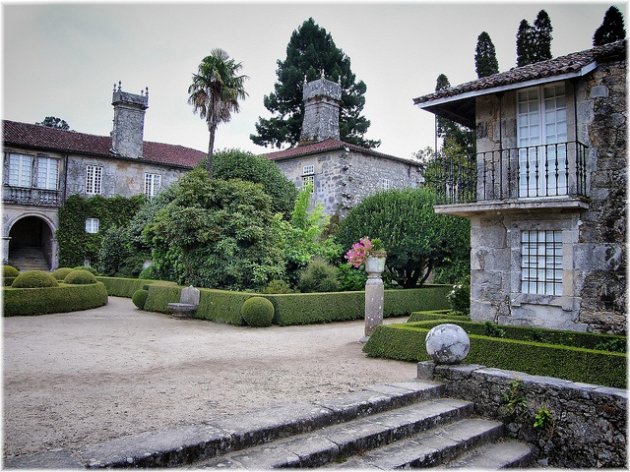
[594,6,626,46]
[212,148,297,216]
[517,10,553,67]
[74,266,98,275]
[336,188,470,288]
[57,194,146,268]
[274,185,342,286]
[98,225,144,277]
[250,17,380,149]
[12,270,58,288]
[475,31,499,78]
[533,406,553,429]
[500,379,528,420]
[337,262,367,291]
[240,296,275,327]
[262,280,294,294]
[144,168,285,291]
[3,265,19,278]
[594,338,627,353]
[52,267,74,280]
[297,258,341,293]
[36,116,70,130]
[484,321,507,338]
[447,276,470,314]
[363,323,627,388]
[64,269,97,285]
[432,257,470,285]
[138,266,158,280]
[407,310,466,323]
[4,277,16,287]
[4,283,108,316]
[132,289,149,309]
[95,276,176,298]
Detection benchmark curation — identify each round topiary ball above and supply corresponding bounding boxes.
[3,265,19,278]
[240,296,275,327]
[52,267,74,281]
[64,269,97,285]
[132,289,149,310]
[73,266,98,275]
[12,270,58,288]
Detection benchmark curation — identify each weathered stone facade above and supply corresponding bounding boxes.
[300,78,342,143]
[421,362,627,468]
[111,84,148,159]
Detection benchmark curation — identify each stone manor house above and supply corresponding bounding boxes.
[2,84,205,271]
[414,40,626,334]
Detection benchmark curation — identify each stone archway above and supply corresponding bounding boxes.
[7,216,56,271]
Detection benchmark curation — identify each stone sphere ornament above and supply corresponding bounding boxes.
[425,323,470,365]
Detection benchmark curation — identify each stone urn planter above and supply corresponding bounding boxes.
[365,255,386,274]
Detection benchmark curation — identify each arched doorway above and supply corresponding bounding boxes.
[8,216,54,271]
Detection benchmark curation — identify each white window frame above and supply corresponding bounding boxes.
[86,165,103,195]
[85,218,100,234]
[302,164,315,175]
[382,178,392,190]
[8,153,33,187]
[301,174,315,191]
[35,157,59,190]
[517,83,568,197]
[520,230,563,296]
[144,173,162,198]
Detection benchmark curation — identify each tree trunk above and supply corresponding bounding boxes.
[207,122,216,178]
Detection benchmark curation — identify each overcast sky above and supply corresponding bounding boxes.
[2,1,624,160]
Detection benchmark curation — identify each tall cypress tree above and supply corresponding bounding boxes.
[593,6,626,46]
[250,18,380,149]
[475,31,499,78]
[434,74,475,154]
[533,10,553,62]
[516,19,535,66]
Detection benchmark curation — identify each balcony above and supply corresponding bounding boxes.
[429,141,590,216]
[2,186,62,207]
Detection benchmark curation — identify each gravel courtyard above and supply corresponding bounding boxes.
[3,297,416,458]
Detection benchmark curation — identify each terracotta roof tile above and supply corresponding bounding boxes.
[2,120,205,168]
[413,40,626,105]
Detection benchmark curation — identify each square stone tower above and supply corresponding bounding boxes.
[300,75,342,143]
[111,82,148,159]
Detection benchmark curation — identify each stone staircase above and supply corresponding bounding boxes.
[5,380,534,469]
[8,247,50,271]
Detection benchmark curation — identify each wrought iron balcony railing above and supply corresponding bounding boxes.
[430,141,589,205]
[2,186,62,207]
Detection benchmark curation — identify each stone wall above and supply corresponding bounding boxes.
[419,362,627,468]
[65,155,187,198]
[274,149,422,217]
[111,88,148,159]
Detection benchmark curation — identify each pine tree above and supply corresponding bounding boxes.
[516,19,536,66]
[593,6,626,46]
[475,32,499,78]
[533,10,553,62]
[250,18,380,149]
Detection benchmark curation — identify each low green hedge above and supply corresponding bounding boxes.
[4,282,108,316]
[95,276,176,298]
[406,319,627,352]
[3,277,16,287]
[266,285,451,326]
[364,324,626,388]
[407,310,467,322]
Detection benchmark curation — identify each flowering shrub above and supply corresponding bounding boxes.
[447,275,470,314]
[345,237,386,268]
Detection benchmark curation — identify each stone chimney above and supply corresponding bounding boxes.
[111,81,149,159]
[300,74,341,143]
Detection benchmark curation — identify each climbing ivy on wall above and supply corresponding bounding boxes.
[57,194,146,268]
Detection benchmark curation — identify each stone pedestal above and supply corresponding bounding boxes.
[2,237,11,264]
[362,256,385,342]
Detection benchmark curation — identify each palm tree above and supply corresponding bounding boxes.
[188,49,248,176]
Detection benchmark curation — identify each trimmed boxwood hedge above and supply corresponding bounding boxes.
[407,310,467,322]
[4,282,108,316]
[3,277,16,287]
[363,324,626,388]
[95,276,176,298]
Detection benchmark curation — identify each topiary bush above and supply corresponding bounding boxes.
[12,270,58,288]
[297,258,340,293]
[3,265,19,278]
[73,265,98,275]
[262,280,294,294]
[64,269,97,285]
[132,289,149,309]
[52,267,74,281]
[240,296,275,327]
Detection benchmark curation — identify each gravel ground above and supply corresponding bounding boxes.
[3,297,416,458]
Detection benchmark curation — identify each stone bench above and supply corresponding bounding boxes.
[167,286,200,319]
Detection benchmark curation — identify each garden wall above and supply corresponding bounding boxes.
[419,362,627,468]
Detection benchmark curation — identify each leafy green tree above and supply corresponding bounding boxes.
[594,6,626,46]
[143,168,284,291]
[188,49,248,176]
[250,17,380,149]
[475,32,499,78]
[335,188,470,288]
[434,74,475,155]
[211,148,297,216]
[36,116,70,130]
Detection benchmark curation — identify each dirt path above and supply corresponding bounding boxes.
[3,297,416,457]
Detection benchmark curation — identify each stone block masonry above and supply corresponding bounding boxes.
[418,362,627,468]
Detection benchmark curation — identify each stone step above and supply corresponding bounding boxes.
[194,397,474,469]
[442,439,536,469]
[4,381,445,469]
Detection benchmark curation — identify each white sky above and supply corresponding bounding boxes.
[2,1,625,160]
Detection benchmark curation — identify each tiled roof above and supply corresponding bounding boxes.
[263,138,415,165]
[413,40,626,105]
[2,120,205,168]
